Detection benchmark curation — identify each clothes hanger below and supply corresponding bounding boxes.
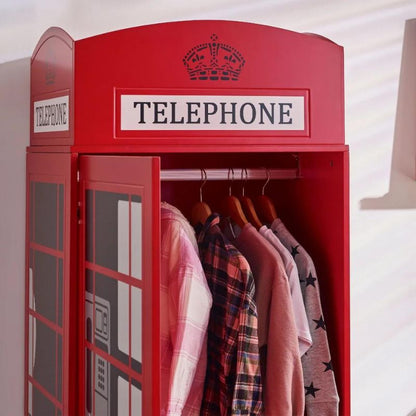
[239,168,263,230]
[222,168,248,229]
[190,169,212,226]
[255,168,278,224]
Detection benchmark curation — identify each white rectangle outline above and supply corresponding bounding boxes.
[120,94,305,131]
[33,95,69,133]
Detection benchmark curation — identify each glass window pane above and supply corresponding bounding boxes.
[131,286,142,374]
[118,197,142,279]
[88,353,132,416]
[31,383,55,416]
[57,334,62,403]
[30,182,34,242]
[95,273,129,366]
[95,355,110,415]
[29,268,34,310]
[28,381,32,415]
[117,200,129,276]
[90,359,141,416]
[34,182,57,249]
[32,319,56,398]
[85,266,94,382]
[109,363,129,416]
[117,375,129,416]
[85,349,93,415]
[85,270,94,354]
[117,281,129,364]
[57,259,63,328]
[131,196,142,280]
[33,251,57,324]
[95,191,128,272]
[29,250,34,310]
[85,269,93,298]
[86,190,94,263]
[132,378,143,416]
[28,315,34,377]
[58,184,64,252]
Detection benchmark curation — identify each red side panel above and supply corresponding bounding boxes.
[31,27,74,146]
[78,155,160,416]
[25,152,78,416]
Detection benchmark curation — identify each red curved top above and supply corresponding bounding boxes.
[32,26,74,62]
[31,26,74,146]
[31,20,345,148]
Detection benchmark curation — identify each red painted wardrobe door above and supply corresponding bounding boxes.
[79,155,160,416]
[25,152,77,416]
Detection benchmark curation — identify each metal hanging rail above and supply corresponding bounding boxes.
[160,168,300,181]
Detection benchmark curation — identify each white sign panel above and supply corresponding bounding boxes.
[120,94,305,131]
[34,95,69,133]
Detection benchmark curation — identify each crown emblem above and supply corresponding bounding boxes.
[183,34,245,81]
[44,49,56,85]
[45,63,56,85]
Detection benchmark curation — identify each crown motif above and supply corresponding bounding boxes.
[44,50,56,86]
[183,34,245,81]
[45,63,56,85]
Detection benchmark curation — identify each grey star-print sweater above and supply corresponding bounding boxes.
[271,218,339,416]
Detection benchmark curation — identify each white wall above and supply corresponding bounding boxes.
[0,57,30,415]
[1,1,416,415]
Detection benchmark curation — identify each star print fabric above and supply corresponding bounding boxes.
[259,225,312,356]
[271,218,339,416]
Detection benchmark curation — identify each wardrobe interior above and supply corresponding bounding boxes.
[159,149,349,405]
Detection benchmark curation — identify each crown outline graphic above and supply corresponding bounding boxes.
[45,64,56,85]
[183,34,245,81]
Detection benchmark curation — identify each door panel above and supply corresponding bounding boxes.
[79,156,160,416]
[26,152,77,416]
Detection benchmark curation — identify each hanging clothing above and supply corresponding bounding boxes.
[225,221,305,416]
[271,218,339,416]
[160,202,213,416]
[196,214,263,416]
[259,225,312,356]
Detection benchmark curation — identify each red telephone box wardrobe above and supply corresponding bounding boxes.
[26,21,350,416]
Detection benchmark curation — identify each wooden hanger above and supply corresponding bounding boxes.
[256,195,277,223]
[255,168,278,224]
[222,168,248,229]
[224,195,249,229]
[190,169,212,226]
[241,196,263,229]
[239,168,263,230]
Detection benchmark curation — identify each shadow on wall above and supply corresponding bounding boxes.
[0,57,30,141]
[361,19,416,210]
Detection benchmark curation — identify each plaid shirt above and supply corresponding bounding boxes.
[197,214,263,415]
